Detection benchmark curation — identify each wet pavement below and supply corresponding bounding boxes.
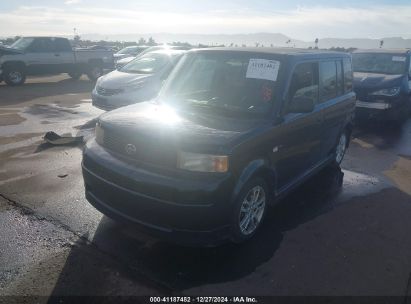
[1,74,411,297]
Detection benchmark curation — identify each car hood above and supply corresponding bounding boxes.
[353,72,405,90]
[0,46,22,56]
[98,102,264,150]
[98,70,153,89]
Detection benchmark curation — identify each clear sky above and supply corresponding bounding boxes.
[1,0,411,40]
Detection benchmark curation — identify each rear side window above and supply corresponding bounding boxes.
[288,62,319,105]
[320,61,337,102]
[343,58,353,92]
[54,38,71,52]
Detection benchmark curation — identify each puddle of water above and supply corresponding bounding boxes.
[0,103,103,138]
[338,169,390,201]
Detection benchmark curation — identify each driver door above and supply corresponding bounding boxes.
[25,38,60,75]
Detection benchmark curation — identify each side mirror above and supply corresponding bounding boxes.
[287,96,314,113]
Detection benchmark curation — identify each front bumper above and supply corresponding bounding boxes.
[355,95,410,121]
[82,139,234,245]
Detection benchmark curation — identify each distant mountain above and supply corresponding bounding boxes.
[3,32,411,49]
[79,33,411,49]
[80,32,298,47]
[315,37,411,49]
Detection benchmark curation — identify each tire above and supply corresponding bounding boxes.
[334,130,349,165]
[86,65,103,81]
[230,177,269,243]
[4,67,26,86]
[68,72,82,80]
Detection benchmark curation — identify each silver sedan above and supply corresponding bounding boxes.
[92,50,186,111]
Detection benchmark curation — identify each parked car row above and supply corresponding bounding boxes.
[90,46,411,125]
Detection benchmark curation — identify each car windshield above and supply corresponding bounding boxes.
[120,53,170,74]
[352,53,407,75]
[159,51,281,116]
[11,37,34,51]
[117,46,139,55]
[138,46,167,57]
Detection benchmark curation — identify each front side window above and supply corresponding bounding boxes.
[352,53,407,75]
[320,61,337,102]
[54,38,71,52]
[160,52,282,116]
[121,53,169,74]
[288,62,319,105]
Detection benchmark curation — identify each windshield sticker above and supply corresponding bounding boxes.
[392,56,406,62]
[246,59,280,82]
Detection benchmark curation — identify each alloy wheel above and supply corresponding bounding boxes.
[238,185,266,236]
[336,132,347,164]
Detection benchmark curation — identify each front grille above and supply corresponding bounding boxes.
[354,89,371,102]
[96,86,123,96]
[100,127,178,168]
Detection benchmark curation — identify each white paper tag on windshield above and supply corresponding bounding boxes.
[246,59,280,82]
[392,56,406,62]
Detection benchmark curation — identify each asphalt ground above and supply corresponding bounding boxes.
[1,74,411,299]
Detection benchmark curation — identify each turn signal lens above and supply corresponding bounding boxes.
[177,152,229,173]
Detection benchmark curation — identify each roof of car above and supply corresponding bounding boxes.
[353,48,411,55]
[190,47,350,58]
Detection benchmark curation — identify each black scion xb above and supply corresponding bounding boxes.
[82,48,355,245]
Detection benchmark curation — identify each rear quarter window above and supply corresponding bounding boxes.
[343,58,353,93]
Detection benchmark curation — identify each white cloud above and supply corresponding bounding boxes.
[64,0,81,5]
[0,5,410,40]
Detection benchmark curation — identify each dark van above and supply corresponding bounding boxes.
[352,49,411,122]
[82,48,355,245]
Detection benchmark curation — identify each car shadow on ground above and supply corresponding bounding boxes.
[0,77,95,106]
[352,119,407,150]
[49,165,345,295]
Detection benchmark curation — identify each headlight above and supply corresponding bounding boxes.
[95,123,104,145]
[177,152,229,173]
[371,87,400,97]
[96,76,103,86]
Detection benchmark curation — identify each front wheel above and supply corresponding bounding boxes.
[335,131,348,165]
[68,72,82,80]
[86,65,103,81]
[4,68,26,86]
[230,177,268,243]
